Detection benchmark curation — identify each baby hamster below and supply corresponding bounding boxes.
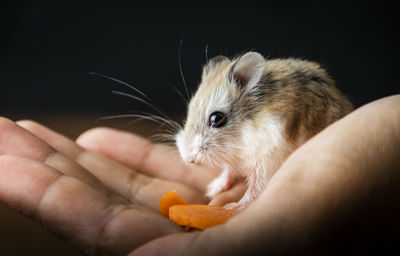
[176,51,353,211]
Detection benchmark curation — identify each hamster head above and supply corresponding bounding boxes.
[176,52,265,169]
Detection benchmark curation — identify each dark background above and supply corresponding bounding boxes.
[1,1,399,117]
[0,1,399,255]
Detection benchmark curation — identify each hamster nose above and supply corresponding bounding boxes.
[184,148,198,164]
[181,153,195,164]
[185,154,198,165]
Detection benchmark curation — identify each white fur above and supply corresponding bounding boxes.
[178,111,290,210]
[207,87,231,115]
[240,114,286,174]
[176,131,206,164]
[175,130,186,161]
[226,114,291,210]
[205,166,232,198]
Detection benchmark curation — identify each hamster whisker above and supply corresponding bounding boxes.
[178,38,190,100]
[205,43,209,63]
[205,152,217,169]
[221,142,246,151]
[98,114,163,125]
[89,72,150,101]
[215,148,230,162]
[90,72,179,131]
[206,148,225,169]
[149,133,177,140]
[111,90,172,122]
[160,77,188,104]
[130,111,182,131]
[147,126,179,138]
[148,133,177,145]
[212,145,240,167]
[98,113,177,132]
[128,113,181,132]
[148,128,180,140]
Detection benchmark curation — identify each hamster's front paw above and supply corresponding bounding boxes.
[205,168,232,199]
[206,177,228,198]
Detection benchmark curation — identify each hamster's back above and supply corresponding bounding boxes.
[259,58,353,144]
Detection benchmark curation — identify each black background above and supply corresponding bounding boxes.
[1,1,399,116]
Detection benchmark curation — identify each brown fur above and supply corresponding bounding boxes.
[255,59,354,144]
[195,56,353,147]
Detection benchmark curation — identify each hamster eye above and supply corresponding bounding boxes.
[209,111,227,128]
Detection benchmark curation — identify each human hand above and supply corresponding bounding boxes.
[0,117,230,255]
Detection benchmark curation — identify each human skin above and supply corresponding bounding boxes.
[0,95,399,255]
[0,119,212,255]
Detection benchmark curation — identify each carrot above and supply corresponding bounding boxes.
[159,191,238,229]
[169,204,238,230]
[159,190,188,217]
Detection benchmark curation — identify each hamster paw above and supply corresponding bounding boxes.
[206,177,228,198]
[205,168,232,198]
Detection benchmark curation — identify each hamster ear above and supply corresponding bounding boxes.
[228,52,265,91]
[202,55,230,76]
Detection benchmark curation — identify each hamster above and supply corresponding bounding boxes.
[175,52,353,211]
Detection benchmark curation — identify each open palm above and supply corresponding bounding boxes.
[0,118,224,255]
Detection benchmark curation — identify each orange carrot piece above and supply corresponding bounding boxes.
[169,204,238,230]
[159,190,188,217]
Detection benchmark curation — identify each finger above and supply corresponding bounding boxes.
[17,120,207,208]
[0,118,110,196]
[0,155,182,255]
[208,182,247,206]
[76,127,217,193]
[76,150,207,209]
[16,120,82,158]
